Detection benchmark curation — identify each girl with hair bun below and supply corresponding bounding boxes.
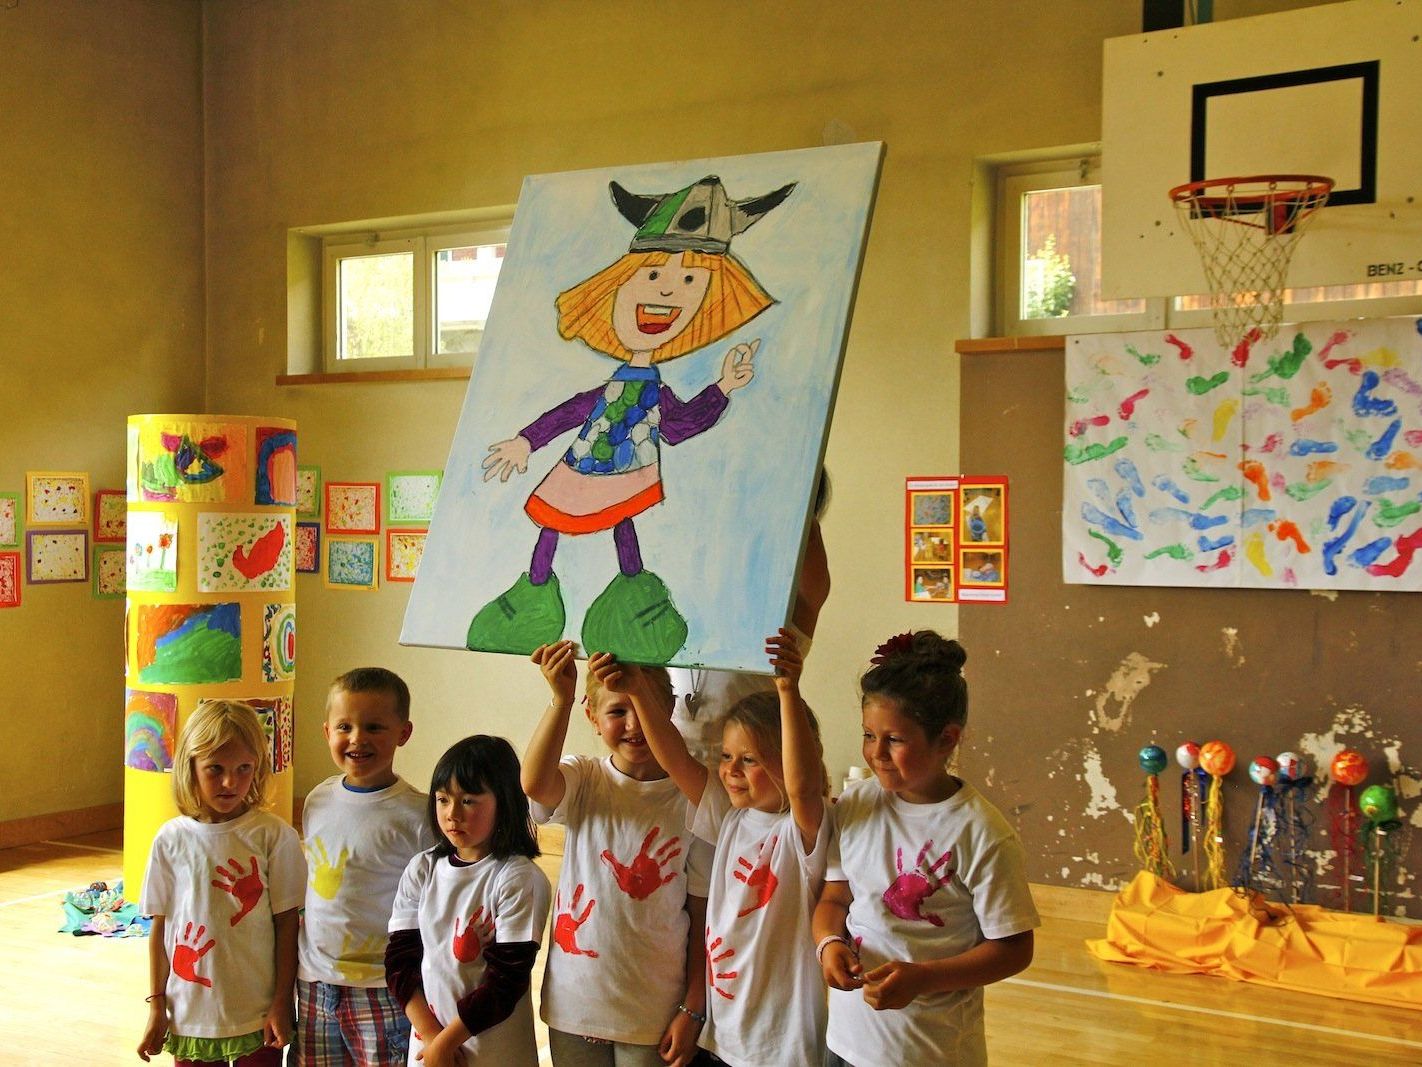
[813,631,1039,1066]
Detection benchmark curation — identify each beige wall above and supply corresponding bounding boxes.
[0,1,204,822]
[6,0,1320,827]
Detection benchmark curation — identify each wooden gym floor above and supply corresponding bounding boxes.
[2,830,1419,1065]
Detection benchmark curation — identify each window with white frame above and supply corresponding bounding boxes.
[322,225,508,371]
[995,156,1422,338]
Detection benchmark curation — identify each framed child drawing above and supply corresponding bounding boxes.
[402,143,882,671]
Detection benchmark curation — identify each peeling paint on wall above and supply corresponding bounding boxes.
[1081,743,1122,819]
[1143,612,1160,628]
[1221,627,1245,666]
[1091,652,1165,732]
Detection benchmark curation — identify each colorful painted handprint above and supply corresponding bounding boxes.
[601,826,681,900]
[882,841,954,927]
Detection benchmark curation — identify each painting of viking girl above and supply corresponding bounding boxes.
[402,143,882,671]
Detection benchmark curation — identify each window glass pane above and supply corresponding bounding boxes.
[436,243,505,355]
[1177,278,1422,311]
[1021,186,1145,319]
[338,252,414,360]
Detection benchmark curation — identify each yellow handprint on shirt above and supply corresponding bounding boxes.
[334,931,386,984]
[307,838,350,900]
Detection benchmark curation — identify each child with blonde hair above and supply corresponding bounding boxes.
[524,641,712,1067]
[593,628,831,1066]
[137,700,307,1065]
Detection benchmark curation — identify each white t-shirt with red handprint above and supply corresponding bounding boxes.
[692,775,830,1067]
[388,849,551,1066]
[299,774,434,987]
[825,778,1040,1067]
[141,810,307,1040]
[531,754,712,1045]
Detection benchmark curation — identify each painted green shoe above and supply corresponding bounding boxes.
[580,570,688,664]
[466,572,565,654]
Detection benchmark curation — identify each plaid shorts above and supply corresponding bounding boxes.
[292,979,410,1066]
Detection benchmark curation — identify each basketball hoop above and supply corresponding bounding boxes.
[1168,174,1333,348]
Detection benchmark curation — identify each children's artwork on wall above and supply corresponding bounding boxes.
[134,602,242,684]
[262,602,296,682]
[93,544,126,599]
[137,418,249,503]
[1064,319,1422,590]
[0,493,20,549]
[246,696,294,774]
[386,528,428,582]
[295,522,321,574]
[0,551,19,608]
[126,511,178,592]
[93,489,127,543]
[26,471,90,527]
[124,690,178,771]
[403,142,884,670]
[325,536,378,590]
[904,476,1009,604]
[325,482,380,534]
[255,426,298,506]
[385,471,442,524]
[197,512,293,592]
[27,529,88,583]
[296,466,322,519]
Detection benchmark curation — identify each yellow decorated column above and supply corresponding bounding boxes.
[122,414,298,898]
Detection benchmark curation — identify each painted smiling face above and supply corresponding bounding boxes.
[610,252,711,356]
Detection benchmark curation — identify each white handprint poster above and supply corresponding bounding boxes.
[403,143,883,670]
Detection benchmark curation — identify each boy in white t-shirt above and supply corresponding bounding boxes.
[293,668,435,1066]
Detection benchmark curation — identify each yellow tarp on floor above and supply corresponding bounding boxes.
[1086,871,1422,1011]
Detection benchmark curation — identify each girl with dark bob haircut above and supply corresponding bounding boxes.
[426,735,541,860]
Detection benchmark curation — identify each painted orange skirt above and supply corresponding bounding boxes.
[1087,871,1422,1010]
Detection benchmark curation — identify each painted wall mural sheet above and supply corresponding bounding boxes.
[403,142,882,670]
[197,512,293,592]
[127,511,178,592]
[137,419,249,503]
[1064,318,1422,590]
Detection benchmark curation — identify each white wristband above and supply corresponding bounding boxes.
[815,934,854,964]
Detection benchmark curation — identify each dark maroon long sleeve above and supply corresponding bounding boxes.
[384,928,424,1007]
[454,940,539,1036]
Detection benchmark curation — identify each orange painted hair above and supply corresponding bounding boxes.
[556,250,773,364]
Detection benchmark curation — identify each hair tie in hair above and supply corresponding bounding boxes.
[870,632,915,666]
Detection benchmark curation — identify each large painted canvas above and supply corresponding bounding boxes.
[402,143,882,670]
[1064,318,1422,590]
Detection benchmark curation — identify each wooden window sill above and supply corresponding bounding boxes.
[276,367,471,386]
[955,335,1066,355]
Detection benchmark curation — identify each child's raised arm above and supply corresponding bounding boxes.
[587,652,707,805]
[136,914,170,1061]
[769,628,825,851]
[522,641,579,809]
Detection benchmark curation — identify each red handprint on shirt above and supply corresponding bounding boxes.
[172,921,215,987]
[211,855,264,927]
[600,827,681,900]
[553,884,599,958]
[705,926,739,1001]
[733,833,780,917]
[452,907,495,963]
[882,841,955,927]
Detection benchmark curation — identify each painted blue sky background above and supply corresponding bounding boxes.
[402,143,881,671]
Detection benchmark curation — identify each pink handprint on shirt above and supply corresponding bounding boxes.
[600,827,681,900]
[211,855,264,927]
[553,884,599,958]
[452,907,496,963]
[882,841,954,927]
[705,926,739,1001]
[733,833,780,917]
[172,921,215,987]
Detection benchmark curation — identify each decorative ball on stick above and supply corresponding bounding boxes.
[1358,783,1401,918]
[1274,751,1314,905]
[1177,741,1206,890]
[1238,756,1282,892]
[1328,748,1369,912]
[1133,744,1174,881]
[1199,740,1235,891]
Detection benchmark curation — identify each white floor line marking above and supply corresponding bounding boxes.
[0,887,79,909]
[39,839,124,854]
[1002,977,1422,1049]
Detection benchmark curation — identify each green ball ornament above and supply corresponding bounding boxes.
[1139,744,1168,775]
[1358,784,1398,823]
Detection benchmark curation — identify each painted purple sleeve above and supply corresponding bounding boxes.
[517,387,603,452]
[658,383,729,445]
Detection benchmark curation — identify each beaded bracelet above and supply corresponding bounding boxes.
[676,1003,706,1025]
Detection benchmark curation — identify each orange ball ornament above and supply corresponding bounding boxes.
[1330,748,1369,787]
[1199,740,1235,778]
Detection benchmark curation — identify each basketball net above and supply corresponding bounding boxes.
[1169,175,1333,348]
